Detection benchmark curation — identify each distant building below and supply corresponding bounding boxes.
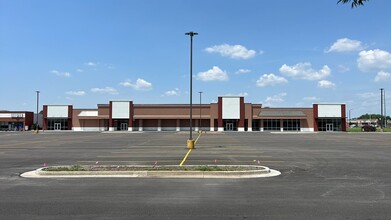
[42,96,347,132]
[0,111,34,131]
[349,119,391,128]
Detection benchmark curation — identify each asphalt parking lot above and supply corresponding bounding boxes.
[0,131,390,219]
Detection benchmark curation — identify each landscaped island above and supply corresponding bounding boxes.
[21,165,281,179]
[43,165,266,172]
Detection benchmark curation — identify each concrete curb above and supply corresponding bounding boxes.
[20,165,281,179]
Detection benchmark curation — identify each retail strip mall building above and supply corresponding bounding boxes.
[42,96,347,132]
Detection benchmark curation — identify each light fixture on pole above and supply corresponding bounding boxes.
[185,31,198,149]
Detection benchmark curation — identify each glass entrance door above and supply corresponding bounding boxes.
[226,122,234,131]
[120,123,128,131]
[54,123,61,131]
[326,123,333,132]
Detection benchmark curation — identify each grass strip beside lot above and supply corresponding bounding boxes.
[348,127,391,132]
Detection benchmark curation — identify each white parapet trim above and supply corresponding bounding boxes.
[301,128,314,132]
[238,127,245,132]
[218,127,224,131]
[73,127,102,132]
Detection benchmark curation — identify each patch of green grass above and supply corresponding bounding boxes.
[382,127,391,132]
[192,166,226,171]
[348,127,391,132]
[42,165,253,172]
[43,165,86,171]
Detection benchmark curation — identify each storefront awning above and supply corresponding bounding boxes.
[257,110,307,119]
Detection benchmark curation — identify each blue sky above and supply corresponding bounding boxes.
[1,0,391,118]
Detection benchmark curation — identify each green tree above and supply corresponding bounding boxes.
[357,114,390,120]
[338,0,369,8]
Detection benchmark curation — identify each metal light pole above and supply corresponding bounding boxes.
[199,91,203,131]
[349,108,353,127]
[185,31,198,149]
[385,89,387,128]
[380,88,384,130]
[36,91,40,133]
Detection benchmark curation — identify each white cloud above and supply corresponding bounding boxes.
[86,62,97,66]
[235,69,251,74]
[337,65,350,73]
[265,93,286,103]
[279,62,331,80]
[256,73,288,87]
[358,92,377,99]
[263,93,287,107]
[374,71,391,82]
[303,96,319,101]
[119,80,131,87]
[325,38,363,53]
[357,92,378,109]
[164,88,180,96]
[51,70,71,77]
[120,78,152,91]
[205,44,256,59]
[224,92,248,97]
[196,66,228,81]
[76,69,83,73]
[318,80,336,88]
[91,87,118,95]
[65,91,86,96]
[357,49,391,72]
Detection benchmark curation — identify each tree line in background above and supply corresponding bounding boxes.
[355,114,390,120]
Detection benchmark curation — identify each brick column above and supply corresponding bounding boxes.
[218,97,223,131]
[109,101,114,131]
[341,104,347,132]
[128,101,133,131]
[176,119,180,131]
[68,105,73,130]
[43,105,48,130]
[313,104,319,132]
[238,97,245,131]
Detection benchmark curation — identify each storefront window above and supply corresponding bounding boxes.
[317,118,342,131]
[283,119,300,131]
[47,118,68,130]
[263,119,280,131]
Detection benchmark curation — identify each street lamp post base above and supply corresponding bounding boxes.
[187,139,195,149]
